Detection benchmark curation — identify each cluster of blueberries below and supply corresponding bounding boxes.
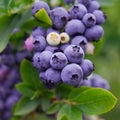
[31,0,107,89]
[0,44,31,120]
[80,74,110,90]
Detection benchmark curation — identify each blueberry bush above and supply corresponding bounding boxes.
[0,0,118,120]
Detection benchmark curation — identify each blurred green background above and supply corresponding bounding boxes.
[91,0,120,119]
[0,0,120,120]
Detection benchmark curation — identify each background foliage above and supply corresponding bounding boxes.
[0,0,120,120]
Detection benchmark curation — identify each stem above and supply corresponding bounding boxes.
[21,114,29,120]
[31,111,36,120]
[58,99,77,105]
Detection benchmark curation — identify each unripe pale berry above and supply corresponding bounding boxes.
[47,32,61,46]
[60,32,70,44]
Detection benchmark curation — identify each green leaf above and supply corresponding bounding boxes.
[11,116,21,120]
[4,0,15,10]
[56,84,73,99]
[14,96,40,116]
[40,91,55,111]
[40,96,51,111]
[69,87,91,99]
[35,8,52,26]
[16,83,35,97]
[71,88,117,115]
[10,30,26,50]
[46,102,60,115]
[20,59,44,90]
[0,9,32,53]
[57,104,82,120]
[0,14,20,52]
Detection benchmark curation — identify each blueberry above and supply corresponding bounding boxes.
[33,35,47,52]
[31,1,50,16]
[59,43,70,52]
[91,74,110,90]
[88,1,100,13]
[1,43,12,54]
[60,32,70,44]
[71,35,88,50]
[46,27,59,35]
[70,3,87,19]
[77,0,91,7]
[50,7,69,29]
[2,110,12,120]
[1,54,16,66]
[85,42,95,55]
[32,26,46,38]
[39,71,47,84]
[5,95,18,109]
[82,13,96,27]
[0,99,4,111]
[61,64,83,86]
[45,68,61,88]
[45,45,60,53]
[24,35,33,51]
[79,79,92,87]
[85,25,104,41]
[50,52,68,69]
[80,59,94,78]
[65,19,85,36]
[93,10,106,24]
[4,69,20,88]
[46,32,61,46]
[16,50,31,63]
[33,51,52,71]
[0,65,9,81]
[64,45,84,64]
[64,0,75,4]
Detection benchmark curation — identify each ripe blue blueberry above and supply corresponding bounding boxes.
[5,95,18,109]
[3,110,11,120]
[65,19,85,36]
[33,35,47,52]
[64,0,75,4]
[70,3,87,19]
[31,1,50,16]
[33,51,52,71]
[61,63,83,86]
[80,59,94,78]
[71,35,88,50]
[50,7,69,29]
[45,45,60,53]
[32,26,46,38]
[77,0,91,7]
[45,68,61,88]
[46,27,59,36]
[64,45,84,64]
[16,50,31,63]
[82,13,96,27]
[0,99,4,111]
[1,43,12,54]
[93,10,106,24]
[91,74,110,90]
[1,54,16,67]
[33,52,41,70]
[79,79,92,87]
[85,25,104,41]
[50,52,68,69]
[88,1,100,13]
[39,71,47,84]
[59,43,70,52]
